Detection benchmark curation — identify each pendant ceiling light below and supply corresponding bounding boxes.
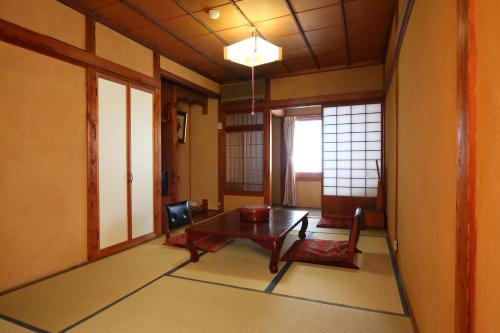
[223,35,282,67]
[224,29,282,115]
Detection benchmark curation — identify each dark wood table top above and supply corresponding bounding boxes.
[186,209,309,241]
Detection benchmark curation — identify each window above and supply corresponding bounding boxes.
[322,103,382,197]
[224,112,264,192]
[293,119,322,174]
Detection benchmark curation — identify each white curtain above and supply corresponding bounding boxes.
[283,116,296,206]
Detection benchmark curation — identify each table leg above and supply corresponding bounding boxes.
[186,233,199,262]
[269,239,284,274]
[298,216,308,239]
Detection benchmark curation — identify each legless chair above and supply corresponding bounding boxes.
[281,207,364,269]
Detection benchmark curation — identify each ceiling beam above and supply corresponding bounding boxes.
[284,0,320,70]
[229,0,293,74]
[339,0,352,65]
[120,0,246,80]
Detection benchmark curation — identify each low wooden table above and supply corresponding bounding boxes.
[186,209,308,273]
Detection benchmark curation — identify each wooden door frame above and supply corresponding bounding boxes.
[456,0,477,331]
[87,72,160,261]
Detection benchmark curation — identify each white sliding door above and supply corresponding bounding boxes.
[130,88,154,238]
[98,78,128,249]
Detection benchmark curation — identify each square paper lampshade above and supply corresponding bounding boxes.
[224,36,282,67]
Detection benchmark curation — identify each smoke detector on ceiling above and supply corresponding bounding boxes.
[208,9,220,20]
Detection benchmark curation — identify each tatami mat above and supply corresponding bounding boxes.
[68,277,413,333]
[0,318,33,333]
[172,231,300,291]
[0,237,189,332]
[274,234,404,314]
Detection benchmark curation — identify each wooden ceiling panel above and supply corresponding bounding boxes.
[290,0,339,13]
[349,35,385,63]
[131,24,173,49]
[304,26,344,46]
[127,0,186,22]
[344,0,393,23]
[317,54,347,67]
[187,34,225,58]
[254,15,299,39]
[348,17,390,40]
[94,2,154,30]
[311,42,345,57]
[258,62,290,77]
[268,33,306,50]
[161,14,210,38]
[283,47,311,60]
[71,0,119,10]
[236,0,291,23]
[296,5,342,31]
[350,49,384,63]
[181,0,230,12]
[217,25,253,44]
[286,57,316,72]
[70,0,394,82]
[159,35,213,66]
[195,4,248,31]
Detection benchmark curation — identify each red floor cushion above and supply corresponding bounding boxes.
[316,217,352,229]
[166,233,233,252]
[281,239,355,267]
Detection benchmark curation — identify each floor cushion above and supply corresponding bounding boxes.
[281,239,358,269]
[166,233,233,252]
[316,217,352,229]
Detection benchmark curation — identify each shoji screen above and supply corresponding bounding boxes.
[98,78,128,249]
[130,88,154,239]
[323,103,382,198]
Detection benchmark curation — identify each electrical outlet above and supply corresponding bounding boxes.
[393,240,398,251]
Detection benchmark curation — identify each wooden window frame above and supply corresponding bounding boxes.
[222,109,266,196]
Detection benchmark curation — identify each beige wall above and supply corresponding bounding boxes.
[475,1,500,331]
[0,42,87,291]
[96,23,154,77]
[384,0,458,332]
[270,65,383,100]
[224,196,264,212]
[191,99,220,210]
[0,0,85,49]
[296,181,321,209]
[160,56,220,94]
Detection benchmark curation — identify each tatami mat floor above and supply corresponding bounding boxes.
[0,218,413,333]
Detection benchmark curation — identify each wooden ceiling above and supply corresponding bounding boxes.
[64,0,394,83]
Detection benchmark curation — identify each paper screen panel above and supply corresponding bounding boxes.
[98,78,128,249]
[130,88,154,239]
[322,104,382,198]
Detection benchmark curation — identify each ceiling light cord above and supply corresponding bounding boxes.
[251,28,256,116]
